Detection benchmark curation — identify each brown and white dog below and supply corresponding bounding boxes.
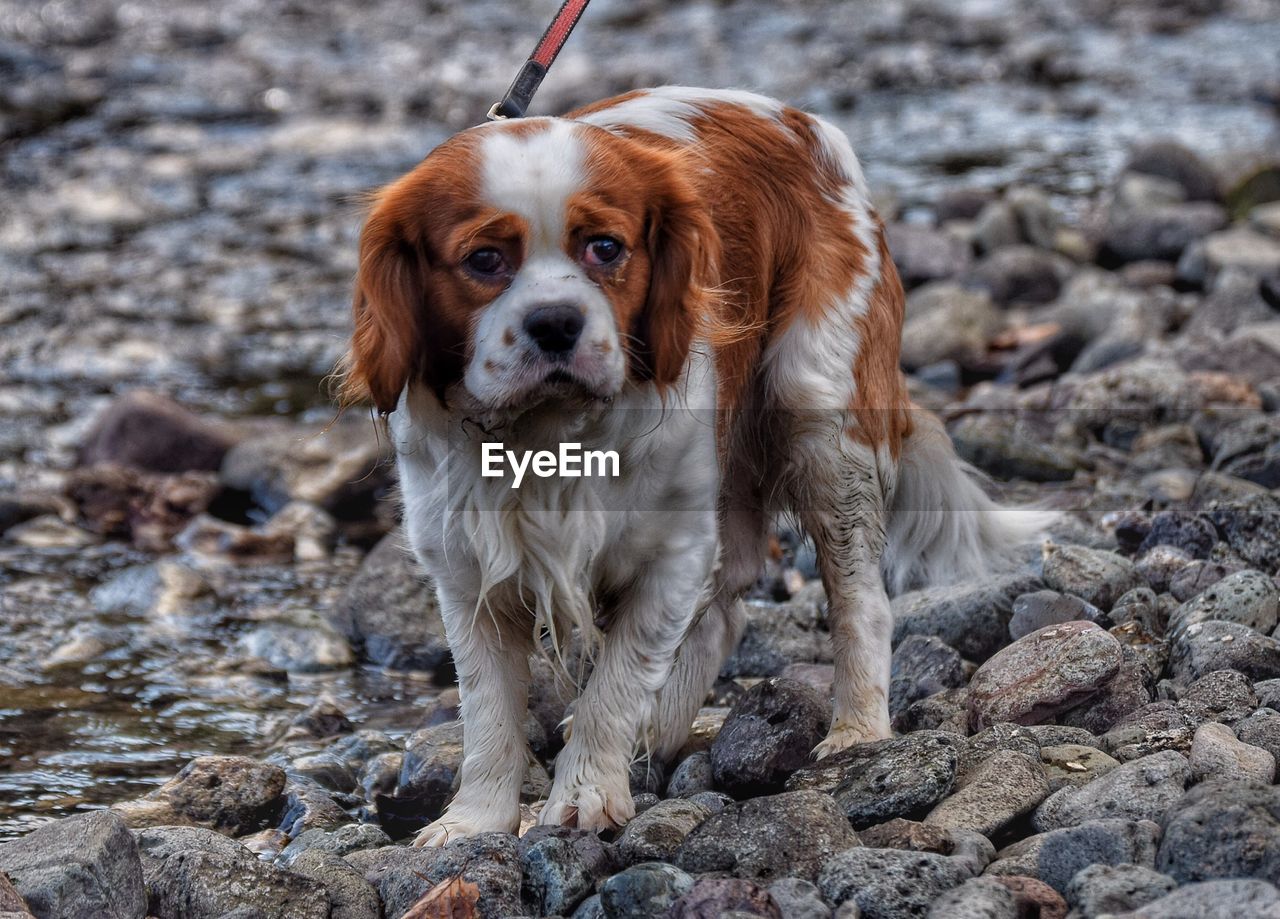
[342,87,1046,845]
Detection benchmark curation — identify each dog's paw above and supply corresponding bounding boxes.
[538,781,635,832]
[812,721,892,760]
[412,808,517,847]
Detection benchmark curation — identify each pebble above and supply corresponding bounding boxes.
[1130,879,1280,918]
[1100,700,1208,761]
[676,791,859,881]
[1057,647,1154,734]
[522,828,621,917]
[110,754,286,834]
[970,245,1071,305]
[277,823,392,868]
[598,862,695,919]
[0,812,146,919]
[1204,227,1280,275]
[1041,545,1144,612]
[956,724,1041,784]
[1157,781,1280,884]
[968,621,1123,730]
[818,847,982,919]
[926,877,1018,918]
[345,834,524,917]
[1235,709,1280,763]
[1181,668,1259,722]
[1099,202,1227,266]
[722,586,833,678]
[617,797,712,864]
[239,620,355,673]
[1065,863,1176,918]
[1125,141,1221,202]
[895,687,971,736]
[1034,818,1161,894]
[988,876,1067,919]
[1189,722,1276,784]
[925,750,1049,838]
[665,751,714,798]
[1032,750,1189,832]
[285,850,381,919]
[1207,495,1280,574]
[709,678,831,797]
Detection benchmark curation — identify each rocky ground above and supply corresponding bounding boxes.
[4,0,1280,916]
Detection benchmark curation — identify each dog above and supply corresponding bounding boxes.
[340,86,1047,846]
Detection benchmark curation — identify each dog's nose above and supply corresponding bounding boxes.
[523,304,585,356]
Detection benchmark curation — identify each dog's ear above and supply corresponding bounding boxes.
[632,162,719,386]
[340,203,465,413]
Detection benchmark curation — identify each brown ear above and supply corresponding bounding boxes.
[340,210,464,413]
[633,169,719,386]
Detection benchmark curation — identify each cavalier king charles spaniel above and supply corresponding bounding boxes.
[341,86,1048,845]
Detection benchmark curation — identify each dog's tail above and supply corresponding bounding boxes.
[882,410,1055,596]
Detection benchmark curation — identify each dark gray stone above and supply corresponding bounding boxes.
[1235,708,1280,762]
[892,573,1043,663]
[817,847,980,919]
[1157,780,1280,884]
[926,877,1018,918]
[1065,863,1175,917]
[1099,203,1227,265]
[1170,620,1280,683]
[79,390,238,473]
[598,862,694,919]
[286,850,380,919]
[665,878,782,918]
[1035,818,1160,894]
[1169,569,1279,636]
[722,586,832,678]
[709,678,831,797]
[1009,590,1105,641]
[277,823,392,868]
[345,834,523,918]
[1125,142,1221,202]
[1182,669,1259,722]
[767,878,832,919]
[1127,879,1280,918]
[1208,495,1280,574]
[617,798,712,864]
[522,829,621,917]
[889,635,965,718]
[1032,750,1189,832]
[1041,545,1144,612]
[665,751,714,798]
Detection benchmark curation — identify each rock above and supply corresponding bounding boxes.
[617,798,712,864]
[277,776,349,837]
[1039,744,1120,792]
[888,635,966,719]
[1134,551,1191,598]
[1170,620,1280,683]
[277,824,393,867]
[709,678,831,797]
[65,465,220,551]
[1170,559,1244,602]
[598,862,694,919]
[900,286,1002,370]
[0,812,145,919]
[1125,142,1221,202]
[987,876,1067,919]
[956,724,1041,785]
[895,688,971,736]
[110,755,286,834]
[135,826,328,919]
[1138,511,1219,559]
[522,828,621,917]
[289,697,355,740]
[1189,722,1276,783]
[1007,187,1060,250]
[331,532,450,671]
[722,584,832,677]
[1208,495,1280,573]
[1057,648,1154,734]
[786,732,959,829]
[886,223,972,288]
[78,391,238,473]
[1170,569,1279,637]
[1033,750,1189,832]
[968,622,1124,731]
[1204,227,1280,276]
[970,246,1072,305]
[1157,781,1280,884]
[818,847,981,919]
[676,791,859,881]
[346,834,523,917]
[388,720,464,831]
[666,878,782,918]
[239,620,355,672]
[949,413,1082,482]
[1236,709,1280,763]
[1182,669,1259,722]
[1066,863,1176,918]
[926,877,1018,918]
[924,750,1049,838]
[1256,678,1280,710]
[893,573,1043,663]
[971,200,1022,254]
[1100,701,1207,761]
[1041,545,1143,612]
[1009,591,1105,641]
[1128,879,1280,918]
[286,850,380,919]
[1027,725,1100,747]
[767,878,831,919]
[1035,818,1161,894]
[665,751,714,798]
[1098,202,1227,266]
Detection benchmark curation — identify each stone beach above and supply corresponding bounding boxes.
[4,0,1280,915]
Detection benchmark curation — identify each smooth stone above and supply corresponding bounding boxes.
[1189,722,1276,783]
[924,750,1049,838]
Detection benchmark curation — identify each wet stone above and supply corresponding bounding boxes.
[109,754,286,835]
[521,828,622,917]
[709,678,831,797]
[286,850,380,919]
[345,834,524,918]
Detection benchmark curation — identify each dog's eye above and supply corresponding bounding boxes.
[465,248,506,276]
[584,237,623,266]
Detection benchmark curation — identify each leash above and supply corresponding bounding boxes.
[487,0,593,121]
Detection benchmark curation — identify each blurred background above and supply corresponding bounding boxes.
[1,0,1279,841]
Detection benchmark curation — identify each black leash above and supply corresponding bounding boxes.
[487,0,594,121]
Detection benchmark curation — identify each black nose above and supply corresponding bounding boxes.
[523,304,585,356]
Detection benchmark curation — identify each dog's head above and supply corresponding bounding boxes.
[340,118,719,414]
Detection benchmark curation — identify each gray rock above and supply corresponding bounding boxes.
[239,620,355,673]
[394,720,464,824]
[767,878,832,919]
[1041,545,1144,612]
[786,732,960,829]
[926,877,1018,918]
[1170,620,1280,683]
[818,847,980,919]
[1138,511,1219,560]
[1235,709,1280,762]
[1035,818,1161,894]
[1204,228,1280,276]
[617,798,711,864]
[970,245,1071,305]
[1066,863,1175,918]
[1125,142,1221,202]
[677,790,859,881]
[925,750,1049,838]
[135,825,328,919]
[1207,495,1280,574]
[286,850,380,919]
[886,223,972,288]
[1255,679,1280,710]
[900,286,1002,370]
[1188,722,1276,783]
[1182,669,1259,722]
[889,635,965,718]
[78,390,238,473]
[522,828,621,917]
[1009,590,1105,641]
[345,834,523,917]
[0,812,146,919]
[331,533,449,671]
[1027,725,1100,747]
[1169,569,1279,636]
[277,776,349,837]
[666,878,782,918]
[1039,744,1120,792]
[1101,700,1209,762]
[1157,781,1280,884]
[110,755,286,834]
[949,413,1082,483]
[969,622,1124,731]
[277,823,392,868]
[893,573,1043,663]
[1032,751,1189,831]
[895,688,971,735]
[665,751,714,798]
[709,678,831,797]
[598,862,694,919]
[956,724,1041,785]
[1171,559,1245,603]
[1099,202,1227,266]
[722,585,832,678]
[1057,647,1154,734]
[1127,879,1280,918]
[971,200,1022,255]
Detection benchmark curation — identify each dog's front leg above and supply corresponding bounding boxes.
[540,530,714,832]
[414,587,534,846]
